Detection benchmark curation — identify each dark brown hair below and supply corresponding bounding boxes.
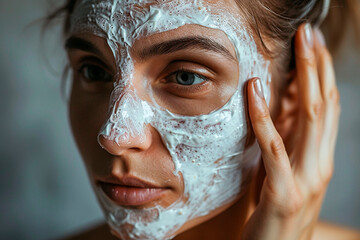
[237,0,360,54]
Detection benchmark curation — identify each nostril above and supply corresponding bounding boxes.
[97,126,153,156]
[97,133,129,156]
[97,134,114,152]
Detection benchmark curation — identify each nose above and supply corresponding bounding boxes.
[98,126,152,155]
[97,89,153,155]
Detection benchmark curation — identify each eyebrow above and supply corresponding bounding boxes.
[139,36,237,61]
[65,36,237,62]
[65,37,103,57]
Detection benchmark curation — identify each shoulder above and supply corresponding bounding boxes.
[313,221,360,240]
[61,223,119,240]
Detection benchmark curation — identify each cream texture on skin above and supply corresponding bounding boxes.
[70,0,271,239]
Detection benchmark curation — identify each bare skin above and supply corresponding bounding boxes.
[64,222,360,240]
[64,1,360,238]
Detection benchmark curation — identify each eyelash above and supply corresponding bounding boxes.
[77,64,113,83]
[166,67,208,81]
[163,67,211,94]
[75,57,211,95]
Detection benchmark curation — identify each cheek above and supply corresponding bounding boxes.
[69,81,110,159]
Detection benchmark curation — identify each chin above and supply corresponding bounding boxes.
[90,148,259,240]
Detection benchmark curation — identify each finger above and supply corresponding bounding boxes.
[247,78,293,192]
[314,29,340,178]
[294,23,323,173]
[314,29,337,101]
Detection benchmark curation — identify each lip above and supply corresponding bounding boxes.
[98,176,168,206]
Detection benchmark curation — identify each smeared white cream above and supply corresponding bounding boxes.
[70,0,271,239]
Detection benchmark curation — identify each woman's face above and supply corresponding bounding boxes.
[67,0,271,239]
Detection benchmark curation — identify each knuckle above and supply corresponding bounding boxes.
[270,135,285,158]
[307,179,325,197]
[328,88,340,103]
[323,171,333,185]
[304,100,324,121]
[263,181,280,201]
[305,170,331,198]
[285,196,304,216]
[321,164,334,184]
[263,181,304,217]
[304,54,316,66]
[255,107,270,123]
[278,190,304,217]
[297,50,316,66]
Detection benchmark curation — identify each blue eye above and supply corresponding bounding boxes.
[174,71,207,85]
[80,64,112,82]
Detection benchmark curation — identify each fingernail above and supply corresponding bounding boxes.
[254,78,264,99]
[304,23,314,48]
[315,28,326,46]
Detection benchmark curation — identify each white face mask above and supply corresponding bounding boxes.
[70,0,271,239]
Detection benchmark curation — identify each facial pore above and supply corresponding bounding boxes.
[70,0,271,239]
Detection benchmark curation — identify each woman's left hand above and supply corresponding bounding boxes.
[242,23,340,240]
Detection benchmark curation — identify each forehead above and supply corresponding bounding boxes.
[70,0,252,65]
[71,0,244,41]
[73,0,240,17]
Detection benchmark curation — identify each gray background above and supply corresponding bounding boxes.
[0,1,359,239]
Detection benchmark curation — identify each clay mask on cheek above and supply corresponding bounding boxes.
[70,1,271,239]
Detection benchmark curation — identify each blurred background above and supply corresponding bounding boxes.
[0,0,359,239]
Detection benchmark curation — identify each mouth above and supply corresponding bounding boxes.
[98,176,168,206]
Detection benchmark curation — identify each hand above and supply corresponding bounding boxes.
[242,23,340,240]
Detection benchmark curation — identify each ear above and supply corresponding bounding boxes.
[273,70,300,152]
